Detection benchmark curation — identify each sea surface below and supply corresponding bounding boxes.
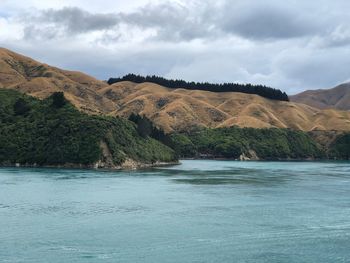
[1,160,350,263]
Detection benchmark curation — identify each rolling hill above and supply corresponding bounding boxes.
[100,81,350,132]
[290,83,350,111]
[0,47,113,114]
[1,47,350,132]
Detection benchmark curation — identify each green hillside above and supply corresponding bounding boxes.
[171,127,350,160]
[0,90,177,167]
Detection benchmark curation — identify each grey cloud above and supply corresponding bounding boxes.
[220,6,317,40]
[276,48,350,90]
[22,3,214,41]
[121,3,188,29]
[22,7,119,38]
[20,2,327,42]
[316,25,350,48]
[23,25,59,40]
[119,2,215,41]
[42,7,118,33]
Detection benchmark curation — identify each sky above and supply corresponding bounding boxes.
[1,0,350,94]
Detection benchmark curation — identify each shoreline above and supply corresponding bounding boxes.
[1,158,349,171]
[0,160,181,171]
[180,157,349,162]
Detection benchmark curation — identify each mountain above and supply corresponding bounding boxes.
[290,83,350,111]
[1,47,350,132]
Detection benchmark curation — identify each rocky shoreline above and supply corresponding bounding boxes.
[0,159,180,170]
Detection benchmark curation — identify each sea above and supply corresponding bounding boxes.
[1,160,350,262]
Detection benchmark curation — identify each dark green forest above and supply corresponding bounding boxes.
[107,74,289,101]
[329,133,350,159]
[0,90,177,166]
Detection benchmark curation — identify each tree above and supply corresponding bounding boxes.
[136,116,153,138]
[107,74,290,101]
[13,98,30,116]
[128,113,141,124]
[128,113,172,142]
[214,141,242,158]
[51,92,66,108]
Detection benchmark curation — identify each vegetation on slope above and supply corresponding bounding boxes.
[107,74,289,101]
[0,90,177,166]
[125,113,350,160]
[170,127,324,160]
[328,133,350,159]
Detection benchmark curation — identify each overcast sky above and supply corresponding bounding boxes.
[1,0,350,94]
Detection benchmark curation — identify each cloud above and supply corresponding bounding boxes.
[20,2,322,42]
[274,47,350,91]
[21,7,119,40]
[20,3,214,42]
[314,25,350,48]
[119,2,217,41]
[2,0,350,94]
[42,7,119,33]
[219,5,318,40]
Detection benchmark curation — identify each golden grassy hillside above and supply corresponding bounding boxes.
[0,47,114,114]
[99,81,350,132]
[1,47,350,132]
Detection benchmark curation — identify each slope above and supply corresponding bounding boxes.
[0,89,177,168]
[290,83,350,111]
[0,47,114,114]
[99,81,350,132]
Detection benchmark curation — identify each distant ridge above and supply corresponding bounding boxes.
[107,74,289,101]
[291,83,350,111]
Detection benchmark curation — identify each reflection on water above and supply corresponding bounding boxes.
[0,160,350,263]
[167,168,291,185]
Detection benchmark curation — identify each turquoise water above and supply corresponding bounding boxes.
[1,160,350,262]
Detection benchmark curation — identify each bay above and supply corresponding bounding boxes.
[1,160,350,262]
